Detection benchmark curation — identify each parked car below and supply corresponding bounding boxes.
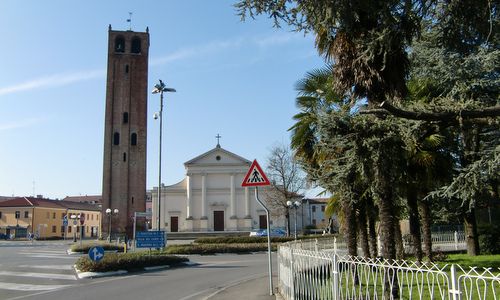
[249,229,286,237]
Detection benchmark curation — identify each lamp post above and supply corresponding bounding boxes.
[287,200,301,240]
[106,208,119,242]
[70,214,78,242]
[152,79,176,231]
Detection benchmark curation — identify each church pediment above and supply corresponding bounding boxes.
[184,146,251,167]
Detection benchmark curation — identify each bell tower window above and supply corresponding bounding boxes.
[115,36,125,53]
[131,37,141,53]
[113,132,120,145]
[123,112,129,124]
[131,133,137,146]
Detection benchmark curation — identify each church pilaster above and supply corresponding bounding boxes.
[201,173,207,218]
[230,174,236,218]
[186,174,193,219]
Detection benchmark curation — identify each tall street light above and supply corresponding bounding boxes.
[106,208,119,242]
[152,79,176,231]
[287,200,301,240]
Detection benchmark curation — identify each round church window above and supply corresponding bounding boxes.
[216,155,221,161]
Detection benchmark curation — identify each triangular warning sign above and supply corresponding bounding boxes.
[242,159,271,187]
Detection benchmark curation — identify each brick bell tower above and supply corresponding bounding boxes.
[102,25,149,238]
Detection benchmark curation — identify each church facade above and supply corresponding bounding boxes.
[152,144,286,232]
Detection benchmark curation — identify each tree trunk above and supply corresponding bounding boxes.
[358,202,371,258]
[464,208,480,256]
[344,202,358,257]
[419,200,433,261]
[367,201,378,258]
[407,185,423,262]
[394,221,405,260]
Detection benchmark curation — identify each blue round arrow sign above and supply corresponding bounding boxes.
[88,246,105,262]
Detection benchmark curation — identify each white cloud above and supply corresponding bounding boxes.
[0,69,105,97]
[0,33,304,96]
[0,117,47,132]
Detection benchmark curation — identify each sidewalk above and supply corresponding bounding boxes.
[207,275,282,300]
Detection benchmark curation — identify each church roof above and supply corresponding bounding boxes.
[184,145,251,167]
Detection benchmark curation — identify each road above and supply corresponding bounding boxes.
[0,240,275,300]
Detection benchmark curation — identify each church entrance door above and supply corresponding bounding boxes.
[213,211,224,231]
[259,215,267,229]
[170,216,178,232]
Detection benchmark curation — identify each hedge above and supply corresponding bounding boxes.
[164,243,278,255]
[75,251,188,272]
[70,242,125,253]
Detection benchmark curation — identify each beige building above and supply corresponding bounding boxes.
[0,197,101,239]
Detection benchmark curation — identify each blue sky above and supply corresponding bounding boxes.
[0,1,324,199]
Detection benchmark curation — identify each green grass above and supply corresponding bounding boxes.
[441,253,500,269]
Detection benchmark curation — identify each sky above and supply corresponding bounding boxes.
[0,1,325,200]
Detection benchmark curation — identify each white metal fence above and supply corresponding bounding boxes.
[278,239,500,300]
[287,231,466,256]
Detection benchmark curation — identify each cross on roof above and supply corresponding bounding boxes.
[216,134,222,147]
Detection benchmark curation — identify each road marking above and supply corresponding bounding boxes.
[0,271,77,280]
[18,265,73,270]
[0,282,71,291]
[26,255,75,259]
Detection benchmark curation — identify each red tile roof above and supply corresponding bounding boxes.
[0,197,100,211]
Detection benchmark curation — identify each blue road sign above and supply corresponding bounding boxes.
[136,231,165,248]
[63,215,68,226]
[88,246,105,262]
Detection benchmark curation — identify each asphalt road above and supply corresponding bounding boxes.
[0,240,274,300]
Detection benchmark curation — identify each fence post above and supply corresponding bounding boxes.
[315,238,319,252]
[290,248,295,300]
[449,264,462,300]
[332,254,339,300]
[334,237,337,255]
[377,235,381,256]
[454,231,458,250]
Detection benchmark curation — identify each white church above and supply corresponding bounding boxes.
[151,143,288,232]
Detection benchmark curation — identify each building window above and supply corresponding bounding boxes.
[131,37,141,53]
[52,225,57,233]
[68,226,72,233]
[52,212,56,219]
[123,152,127,162]
[131,133,137,146]
[125,65,129,73]
[115,36,125,53]
[113,132,120,145]
[312,219,317,226]
[15,211,20,219]
[61,226,65,235]
[312,206,316,213]
[321,205,325,212]
[123,112,129,124]
[91,214,94,220]
[62,213,66,219]
[24,211,29,218]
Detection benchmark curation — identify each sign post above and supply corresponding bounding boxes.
[62,215,68,241]
[242,159,273,296]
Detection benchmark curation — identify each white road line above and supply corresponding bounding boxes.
[0,271,77,280]
[20,250,66,254]
[26,255,75,259]
[0,282,70,291]
[18,265,73,270]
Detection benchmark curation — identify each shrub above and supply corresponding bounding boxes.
[75,251,188,272]
[194,236,293,244]
[71,242,125,253]
[478,224,500,254]
[164,243,277,255]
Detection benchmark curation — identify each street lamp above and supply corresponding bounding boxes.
[70,214,79,242]
[152,79,176,231]
[106,208,119,242]
[287,200,301,240]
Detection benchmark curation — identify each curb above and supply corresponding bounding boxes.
[74,261,195,279]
